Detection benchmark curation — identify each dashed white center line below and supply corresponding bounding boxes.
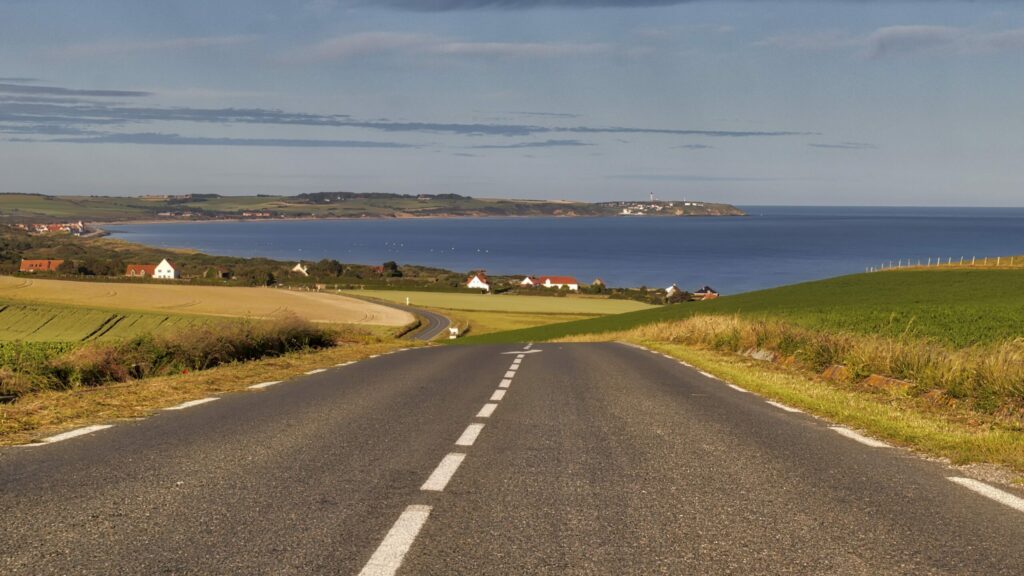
[511,359,522,366]
[32,424,113,445]
[455,423,485,447]
[499,378,512,388]
[516,354,525,360]
[948,477,1024,513]
[766,400,802,413]
[490,389,507,401]
[304,368,326,375]
[164,397,219,410]
[504,370,517,379]
[421,453,466,491]
[477,403,498,418]
[248,381,282,390]
[829,426,890,448]
[358,505,432,576]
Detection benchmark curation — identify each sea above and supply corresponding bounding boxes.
[104,206,1024,295]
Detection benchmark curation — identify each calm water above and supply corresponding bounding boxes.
[105,206,1024,294]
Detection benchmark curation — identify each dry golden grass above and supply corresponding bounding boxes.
[0,339,416,445]
[0,276,412,326]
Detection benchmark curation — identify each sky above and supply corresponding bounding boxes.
[1,0,1022,206]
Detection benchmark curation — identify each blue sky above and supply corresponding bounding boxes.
[1,0,1022,205]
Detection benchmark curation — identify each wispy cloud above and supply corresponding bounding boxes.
[672,143,713,149]
[0,82,149,98]
[760,25,1024,59]
[30,132,419,148]
[288,32,609,62]
[53,35,259,58]
[468,138,592,148]
[808,142,876,150]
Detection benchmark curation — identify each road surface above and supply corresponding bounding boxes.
[2,343,1022,575]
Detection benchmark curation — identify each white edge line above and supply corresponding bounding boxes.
[726,383,749,393]
[455,423,485,447]
[248,381,282,390]
[766,400,802,413]
[947,477,1024,513]
[358,505,433,576]
[829,426,890,448]
[490,389,507,401]
[477,403,498,418]
[699,370,718,380]
[164,397,219,411]
[32,424,114,445]
[499,378,512,389]
[305,368,327,375]
[421,453,466,491]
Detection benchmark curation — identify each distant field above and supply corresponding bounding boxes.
[444,310,598,336]
[0,276,413,326]
[0,303,208,342]
[342,290,655,315]
[462,269,1024,348]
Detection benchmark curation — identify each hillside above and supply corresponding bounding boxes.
[0,192,745,224]
[460,268,1024,348]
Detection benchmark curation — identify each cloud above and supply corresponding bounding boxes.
[288,32,608,62]
[808,142,876,150]
[672,143,713,149]
[53,35,258,58]
[373,0,691,9]
[32,132,419,148]
[606,174,806,182]
[761,25,1024,59]
[468,138,592,148]
[0,82,150,98]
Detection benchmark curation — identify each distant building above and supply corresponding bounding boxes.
[592,278,605,287]
[205,267,231,280]
[19,259,63,273]
[126,263,157,278]
[537,276,580,291]
[520,276,538,287]
[466,272,491,292]
[666,284,680,297]
[153,259,179,280]
[694,286,719,300]
[292,262,309,276]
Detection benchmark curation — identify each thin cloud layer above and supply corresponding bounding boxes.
[760,25,1024,59]
[37,133,418,148]
[53,35,258,58]
[288,32,609,62]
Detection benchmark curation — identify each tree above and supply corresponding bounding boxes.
[381,261,402,278]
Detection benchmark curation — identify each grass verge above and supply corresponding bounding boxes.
[0,335,415,445]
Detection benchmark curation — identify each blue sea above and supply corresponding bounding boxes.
[105,206,1024,295]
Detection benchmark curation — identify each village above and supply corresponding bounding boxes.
[464,271,719,301]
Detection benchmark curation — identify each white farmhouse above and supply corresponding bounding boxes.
[666,284,680,297]
[153,258,179,280]
[520,276,537,287]
[466,272,490,292]
[538,276,580,292]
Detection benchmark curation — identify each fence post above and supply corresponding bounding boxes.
[972,256,976,266]
[997,257,1001,267]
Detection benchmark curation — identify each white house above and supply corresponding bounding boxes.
[466,273,490,292]
[153,259,179,280]
[520,276,537,287]
[666,284,680,297]
[538,276,580,291]
[292,262,309,276]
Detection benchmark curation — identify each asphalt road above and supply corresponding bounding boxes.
[372,300,451,341]
[2,343,1023,575]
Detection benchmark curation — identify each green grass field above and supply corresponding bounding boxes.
[461,269,1024,347]
[342,290,655,315]
[0,303,209,342]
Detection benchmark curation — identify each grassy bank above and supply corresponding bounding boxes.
[460,269,1024,347]
[0,335,409,445]
[0,317,336,398]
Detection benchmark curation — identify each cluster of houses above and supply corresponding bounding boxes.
[466,271,719,300]
[13,221,86,235]
[466,272,583,293]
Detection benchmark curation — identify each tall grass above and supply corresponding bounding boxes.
[620,315,1024,413]
[0,317,335,397]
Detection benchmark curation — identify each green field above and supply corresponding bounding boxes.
[342,290,655,315]
[0,302,209,342]
[461,269,1024,347]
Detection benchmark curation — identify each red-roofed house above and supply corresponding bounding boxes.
[19,259,63,273]
[125,263,158,278]
[466,272,490,292]
[537,276,580,291]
